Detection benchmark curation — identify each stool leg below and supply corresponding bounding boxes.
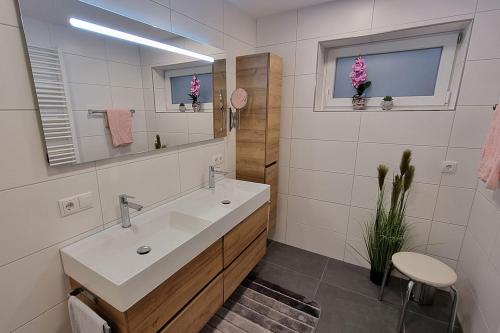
[448,286,459,333]
[379,260,392,301]
[397,280,414,332]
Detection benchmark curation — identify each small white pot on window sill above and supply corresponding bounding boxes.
[380,100,394,110]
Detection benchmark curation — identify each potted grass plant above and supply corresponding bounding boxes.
[362,150,415,285]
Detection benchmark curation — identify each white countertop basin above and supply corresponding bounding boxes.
[60,179,270,311]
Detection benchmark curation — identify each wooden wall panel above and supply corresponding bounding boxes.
[266,54,282,165]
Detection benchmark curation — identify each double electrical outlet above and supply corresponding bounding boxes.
[58,192,94,217]
[211,154,224,166]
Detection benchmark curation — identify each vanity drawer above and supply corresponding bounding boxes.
[160,274,223,333]
[223,203,269,267]
[127,239,223,333]
[223,231,267,302]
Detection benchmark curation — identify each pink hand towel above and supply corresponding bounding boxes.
[479,108,500,190]
[105,109,133,147]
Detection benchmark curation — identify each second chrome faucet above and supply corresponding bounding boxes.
[209,165,229,189]
[119,194,143,228]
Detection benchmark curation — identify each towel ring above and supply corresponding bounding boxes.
[494,104,497,111]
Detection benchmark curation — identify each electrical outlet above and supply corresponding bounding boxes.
[59,196,79,217]
[442,161,458,174]
[211,154,223,166]
[58,192,94,217]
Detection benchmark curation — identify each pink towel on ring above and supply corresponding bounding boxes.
[105,109,133,147]
[479,108,500,190]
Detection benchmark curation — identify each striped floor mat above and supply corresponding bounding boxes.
[202,275,321,333]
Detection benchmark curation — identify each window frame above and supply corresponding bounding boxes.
[322,32,459,110]
[164,65,213,112]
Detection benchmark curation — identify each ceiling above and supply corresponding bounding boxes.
[227,0,333,18]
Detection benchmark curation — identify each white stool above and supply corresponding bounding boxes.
[378,252,459,333]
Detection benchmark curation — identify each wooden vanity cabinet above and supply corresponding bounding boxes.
[236,53,282,231]
[69,203,269,333]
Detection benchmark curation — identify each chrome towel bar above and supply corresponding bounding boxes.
[88,109,135,116]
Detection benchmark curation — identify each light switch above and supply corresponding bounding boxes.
[78,192,93,210]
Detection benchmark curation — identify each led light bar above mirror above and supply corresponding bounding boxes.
[18,0,227,166]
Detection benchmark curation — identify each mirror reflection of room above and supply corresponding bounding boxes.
[18,0,227,165]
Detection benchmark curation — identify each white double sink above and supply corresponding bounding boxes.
[60,179,270,312]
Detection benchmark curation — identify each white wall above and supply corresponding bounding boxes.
[0,0,256,332]
[256,1,499,332]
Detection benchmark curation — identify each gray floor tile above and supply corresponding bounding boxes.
[251,260,320,300]
[263,242,328,279]
[404,311,462,333]
[314,282,400,333]
[402,281,455,323]
[322,258,403,306]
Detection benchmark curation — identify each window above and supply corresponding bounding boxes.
[322,32,460,110]
[164,65,213,111]
[170,73,213,104]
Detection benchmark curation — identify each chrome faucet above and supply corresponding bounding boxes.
[209,165,229,189]
[119,194,143,228]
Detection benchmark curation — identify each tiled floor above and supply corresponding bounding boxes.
[252,241,462,333]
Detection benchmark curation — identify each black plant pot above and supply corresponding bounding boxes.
[370,268,389,286]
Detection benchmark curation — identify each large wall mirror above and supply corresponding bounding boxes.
[18,0,227,166]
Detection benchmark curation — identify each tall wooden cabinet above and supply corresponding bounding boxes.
[236,53,282,230]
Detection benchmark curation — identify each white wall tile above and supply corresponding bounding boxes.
[82,0,172,32]
[355,143,446,184]
[292,108,361,141]
[171,11,224,49]
[450,106,493,149]
[171,0,223,31]
[280,107,293,138]
[12,301,70,333]
[372,0,476,29]
[223,1,257,46]
[278,165,289,194]
[278,137,291,167]
[406,216,432,253]
[289,168,353,204]
[434,186,475,226]
[347,206,373,240]
[64,54,109,85]
[257,10,297,47]
[20,16,52,48]
[51,25,106,60]
[477,0,500,12]
[290,139,357,173]
[297,0,373,40]
[269,194,288,243]
[0,0,20,26]
[105,39,141,65]
[458,59,500,106]
[0,111,94,191]
[490,225,500,275]
[0,25,36,110]
[477,181,500,211]
[281,76,295,108]
[286,222,346,260]
[295,38,319,75]
[111,87,145,110]
[293,74,316,107]
[69,83,112,111]
[344,238,369,268]
[288,195,350,234]
[406,183,439,220]
[257,42,296,76]
[427,222,466,259]
[359,111,454,146]
[178,142,225,191]
[0,172,101,266]
[468,10,500,60]
[108,62,143,88]
[97,153,181,221]
[441,148,482,188]
[351,176,379,210]
[468,191,500,256]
